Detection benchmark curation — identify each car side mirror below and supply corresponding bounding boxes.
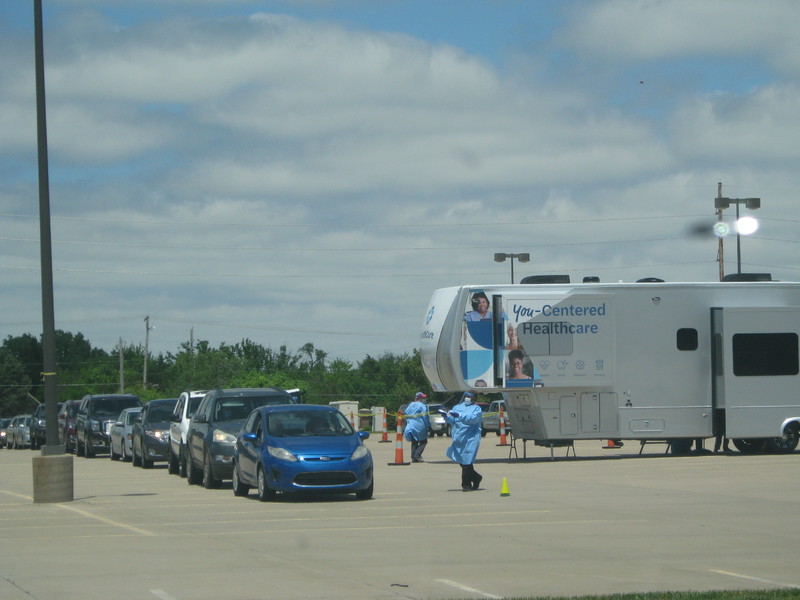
[193,414,207,424]
[358,431,370,440]
[242,432,257,442]
[170,414,179,422]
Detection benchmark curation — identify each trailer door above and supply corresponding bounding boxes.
[712,307,800,438]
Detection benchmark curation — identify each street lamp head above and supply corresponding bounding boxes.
[715,197,761,210]
[714,198,731,209]
[494,253,507,263]
[518,253,530,263]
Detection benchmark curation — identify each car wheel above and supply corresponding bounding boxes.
[202,452,220,489]
[85,441,95,458]
[110,444,119,460]
[142,453,153,469]
[121,443,129,462]
[132,444,141,467]
[186,452,201,485]
[179,445,188,478]
[257,467,275,502]
[232,462,250,497]
[355,479,374,500]
[168,450,179,475]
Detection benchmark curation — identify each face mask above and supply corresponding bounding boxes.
[464,399,473,405]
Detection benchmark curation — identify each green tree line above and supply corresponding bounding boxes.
[0,331,445,420]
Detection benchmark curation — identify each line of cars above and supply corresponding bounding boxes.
[55,388,374,501]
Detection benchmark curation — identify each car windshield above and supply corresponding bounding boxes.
[148,403,175,422]
[215,395,292,422]
[91,398,140,417]
[267,410,353,437]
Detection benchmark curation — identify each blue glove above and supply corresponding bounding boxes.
[438,408,448,415]
[450,411,459,418]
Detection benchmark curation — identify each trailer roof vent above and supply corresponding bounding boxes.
[520,274,571,284]
[582,276,600,283]
[722,272,772,282]
[636,277,665,283]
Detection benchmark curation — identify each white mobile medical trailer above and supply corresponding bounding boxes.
[420,276,800,454]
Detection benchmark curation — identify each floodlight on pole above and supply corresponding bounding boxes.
[714,197,761,274]
[494,252,530,283]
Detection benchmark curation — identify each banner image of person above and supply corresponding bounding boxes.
[504,294,614,387]
[460,290,494,387]
[505,348,538,387]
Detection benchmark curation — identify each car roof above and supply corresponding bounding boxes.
[148,398,178,405]
[261,404,332,414]
[215,387,292,397]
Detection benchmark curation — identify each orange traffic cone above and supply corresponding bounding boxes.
[497,405,509,447]
[378,408,390,443]
[388,411,410,466]
[603,439,623,449]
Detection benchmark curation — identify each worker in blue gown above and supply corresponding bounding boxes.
[403,392,431,463]
[444,390,484,491]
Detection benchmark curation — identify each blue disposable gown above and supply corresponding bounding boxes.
[445,401,483,464]
[403,400,430,442]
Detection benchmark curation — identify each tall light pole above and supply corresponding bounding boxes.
[494,252,530,283]
[714,196,761,274]
[32,0,74,503]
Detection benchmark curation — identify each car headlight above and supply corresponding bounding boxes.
[212,429,236,444]
[351,445,370,461]
[145,429,168,440]
[267,445,298,462]
[90,420,100,432]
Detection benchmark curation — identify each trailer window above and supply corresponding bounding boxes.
[676,328,698,351]
[732,333,799,376]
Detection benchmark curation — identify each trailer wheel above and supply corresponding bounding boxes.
[732,438,766,454]
[764,424,799,454]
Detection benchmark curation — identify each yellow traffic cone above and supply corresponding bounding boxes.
[500,477,510,497]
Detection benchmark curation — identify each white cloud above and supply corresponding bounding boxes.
[2,2,800,360]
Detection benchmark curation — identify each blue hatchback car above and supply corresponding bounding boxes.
[232,404,373,501]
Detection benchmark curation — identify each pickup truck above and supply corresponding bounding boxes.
[481,399,511,436]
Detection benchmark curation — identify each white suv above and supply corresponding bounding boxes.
[168,390,207,476]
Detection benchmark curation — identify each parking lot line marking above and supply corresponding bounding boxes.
[150,589,178,600]
[710,569,799,589]
[436,578,503,599]
[56,503,158,536]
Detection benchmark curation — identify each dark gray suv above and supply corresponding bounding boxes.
[185,388,296,488]
[75,394,142,457]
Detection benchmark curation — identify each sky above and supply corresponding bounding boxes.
[2,0,800,364]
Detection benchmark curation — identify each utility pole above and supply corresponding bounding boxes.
[717,182,725,281]
[118,338,124,394]
[143,316,150,388]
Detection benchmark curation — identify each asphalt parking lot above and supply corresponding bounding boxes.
[2,435,799,600]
